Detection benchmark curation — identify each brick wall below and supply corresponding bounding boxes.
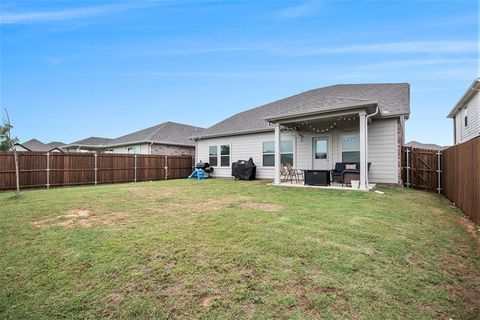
[150,144,195,156]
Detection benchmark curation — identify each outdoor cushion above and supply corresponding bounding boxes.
[345,164,357,170]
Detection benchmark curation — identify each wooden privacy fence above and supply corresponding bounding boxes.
[0,152,194,190]
[403,137,480,225]
[402,146,442,192]
[441,137,479,225]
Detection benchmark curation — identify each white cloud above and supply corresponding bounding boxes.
[284,41,479,55]
[273,1,322,20]
[0,2,155,24]
[129,40,478,57]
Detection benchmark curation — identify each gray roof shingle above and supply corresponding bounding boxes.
[65,137,113,147]
[193,83,410,139]
[19,139,65,152]
[107,121,204,147]
[405,141,448,150]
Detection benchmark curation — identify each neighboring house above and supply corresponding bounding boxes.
[14,139,64,152]
[61,137,113,153]
[405,141,447,150]
[448,78,480,145]
[62,122,204,156]
[192,83,410,188]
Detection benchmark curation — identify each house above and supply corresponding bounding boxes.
[447,78,480,145]
[192,83,410,189]
[61,137,113,153]
[405,141,447,150]
[62,122,204,156]
[14,139,65,152]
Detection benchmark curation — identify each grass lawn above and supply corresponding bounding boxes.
[0,180,479,319]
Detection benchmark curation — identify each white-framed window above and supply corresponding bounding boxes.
[220,144,230,167]
[208,146,218,166]
[464,107,468,127]
[127,146,139,154]
[262,140,293,166]
[341,134,360,162]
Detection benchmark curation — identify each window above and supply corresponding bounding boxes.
[341,134,360,162]
[262,142,275,166]
[220,145,230,166]
[314,139,328,159]
[208,146,218,166]
[281,140,293,166]
[262,140,294,166]
[127,146,139,154]
[464,107,468,127]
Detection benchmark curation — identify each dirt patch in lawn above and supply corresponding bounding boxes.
[152,197,241,215]
[201,296,215,308]
[453,215,480,243]
[128,187,179,198]
[33,209,129,228]
[240,202,283,212]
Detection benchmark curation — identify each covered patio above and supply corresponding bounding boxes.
[264,101,380,191]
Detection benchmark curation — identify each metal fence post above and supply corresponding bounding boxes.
[134,154,137,182]
[405,148,410,188]
[436,151,442,194]
[164,155,168,180]
[46,152,50,189]
[94,152,98,185]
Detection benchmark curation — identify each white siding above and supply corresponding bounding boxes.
[367,118,399,184]
[454,90,480,144]
[196,131,296,179]
[196,117,400,184]
[109,144,150,154]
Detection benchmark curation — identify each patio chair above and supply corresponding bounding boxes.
[280,165,293,183]
[286,164,302,183]
[331,162,371,186]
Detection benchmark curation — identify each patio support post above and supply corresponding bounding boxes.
[359,111,368,190]
[274,123,281,185]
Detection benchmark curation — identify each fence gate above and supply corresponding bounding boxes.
[402,146,441,192]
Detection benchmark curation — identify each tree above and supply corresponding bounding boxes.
[0,108,20,196]
[0,139,10,151]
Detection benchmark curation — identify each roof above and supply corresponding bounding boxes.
[447,78,480,118]
[17,139,65,152]
[46,141,66,148]
[63,137,113,148]
[405,141,448,151]
[107,121,204,147]
[193,83,410,139]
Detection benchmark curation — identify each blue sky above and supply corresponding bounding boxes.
[1,0,478,146]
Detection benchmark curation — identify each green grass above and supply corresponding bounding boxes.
[0,180,479,319]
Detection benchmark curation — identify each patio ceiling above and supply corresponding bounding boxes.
[280,112,360,135]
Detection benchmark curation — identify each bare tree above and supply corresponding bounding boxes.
[0,108,20,197]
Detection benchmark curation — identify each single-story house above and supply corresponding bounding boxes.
[14,139,65,152]
[448,78,480,145]
[192,83,410,189]
[62,122,204,156]
[61,137,113,153]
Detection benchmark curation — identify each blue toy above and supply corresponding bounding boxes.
[188,168,206,179]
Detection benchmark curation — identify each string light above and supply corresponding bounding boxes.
[280,115,358,134]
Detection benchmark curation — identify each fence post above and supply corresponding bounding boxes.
[405,148,410,188]
[436,151,442,194]
[94,152,98,185]
[46,152,50,189]
[164,155,168,180]
[134,154,137,182]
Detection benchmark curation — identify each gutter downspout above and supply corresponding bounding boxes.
[364,106,379,189]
